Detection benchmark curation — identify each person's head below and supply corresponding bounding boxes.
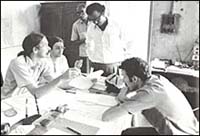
[119,57,151,91]
[47,36,65,58]
[76,3,87,21]
[18,32,50,60]
[86,3,105,24]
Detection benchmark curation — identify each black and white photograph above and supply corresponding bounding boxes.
[1,1,199,135]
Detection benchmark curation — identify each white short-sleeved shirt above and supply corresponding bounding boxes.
[71,19,88,57]
[48,55,69,78]
[86,19,126,64]
[121,75,199,135]
[2,56,54,97]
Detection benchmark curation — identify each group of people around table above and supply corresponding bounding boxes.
[1,2,199,135]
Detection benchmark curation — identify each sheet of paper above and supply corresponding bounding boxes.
[54,118,99,135]
[43,128,71,135]
[9,125,35,135]
[1,101,12,111]
[87,70,104,79]
[69,76,94,90]
[75,92,118,107]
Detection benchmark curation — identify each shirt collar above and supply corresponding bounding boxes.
[78,18,88,25]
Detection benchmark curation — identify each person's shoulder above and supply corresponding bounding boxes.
[41,57,53,65]
[11,56,27,66]
[73,19,82,26]
[60,55,67,60]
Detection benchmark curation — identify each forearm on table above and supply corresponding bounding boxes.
[102,104,128,121]
[27,76,63,99]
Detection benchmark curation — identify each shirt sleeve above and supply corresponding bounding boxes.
[71,23,79,41]
[120,89,156,114]
[40,59,55,82]
[10,59,37,88]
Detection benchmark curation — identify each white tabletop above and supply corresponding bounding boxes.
[1,87,132,135]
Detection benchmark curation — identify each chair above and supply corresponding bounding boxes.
[193,107,199,121]
[1,72,3,87]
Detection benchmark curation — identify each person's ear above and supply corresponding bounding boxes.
[32,47,39,54]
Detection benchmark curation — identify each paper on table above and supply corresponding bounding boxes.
[69,76,94,90]
[43,128,71,135]
[87,70,104,79]
[1,101,13,111]
[75,92,118,107]
[9,125,35,135]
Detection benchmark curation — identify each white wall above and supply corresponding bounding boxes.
[1,1,42,78]
[150,1,199,62]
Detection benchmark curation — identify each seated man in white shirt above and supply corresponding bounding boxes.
[102,57,199,135]
[1,32,81,100]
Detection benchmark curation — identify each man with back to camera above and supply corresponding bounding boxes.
[102,57,199,135]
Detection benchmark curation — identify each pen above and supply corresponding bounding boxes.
[115,76,118,85]
[109,74,116,81]
[65,90,76,94]
[25,98,28,118]
[66,127,81,135]
[34,94,40,115]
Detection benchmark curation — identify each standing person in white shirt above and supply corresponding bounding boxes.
[71,3,89,74]
[85,3,126,76]
[1,32,80,100]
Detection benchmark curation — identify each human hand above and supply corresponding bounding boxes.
[74,59,83,69]
[61,68,81,80]
[116,87,128,103]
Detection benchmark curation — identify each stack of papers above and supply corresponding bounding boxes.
[69,76,94,90]
[69,70,104,90]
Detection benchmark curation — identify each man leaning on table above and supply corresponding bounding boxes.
[102,57,199,135]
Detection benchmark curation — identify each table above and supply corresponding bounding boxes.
[1,87,132,135]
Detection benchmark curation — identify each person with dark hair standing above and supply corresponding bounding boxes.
[102,57,199,135]
[1,32,80,100]
[71,3,89,73]
[85,3,126,76]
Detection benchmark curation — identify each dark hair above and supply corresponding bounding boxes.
[119,57,151,82]
[17,32,45,58]
[76,3,86,12]
[46,36,64,49]
[86,3,105,15]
